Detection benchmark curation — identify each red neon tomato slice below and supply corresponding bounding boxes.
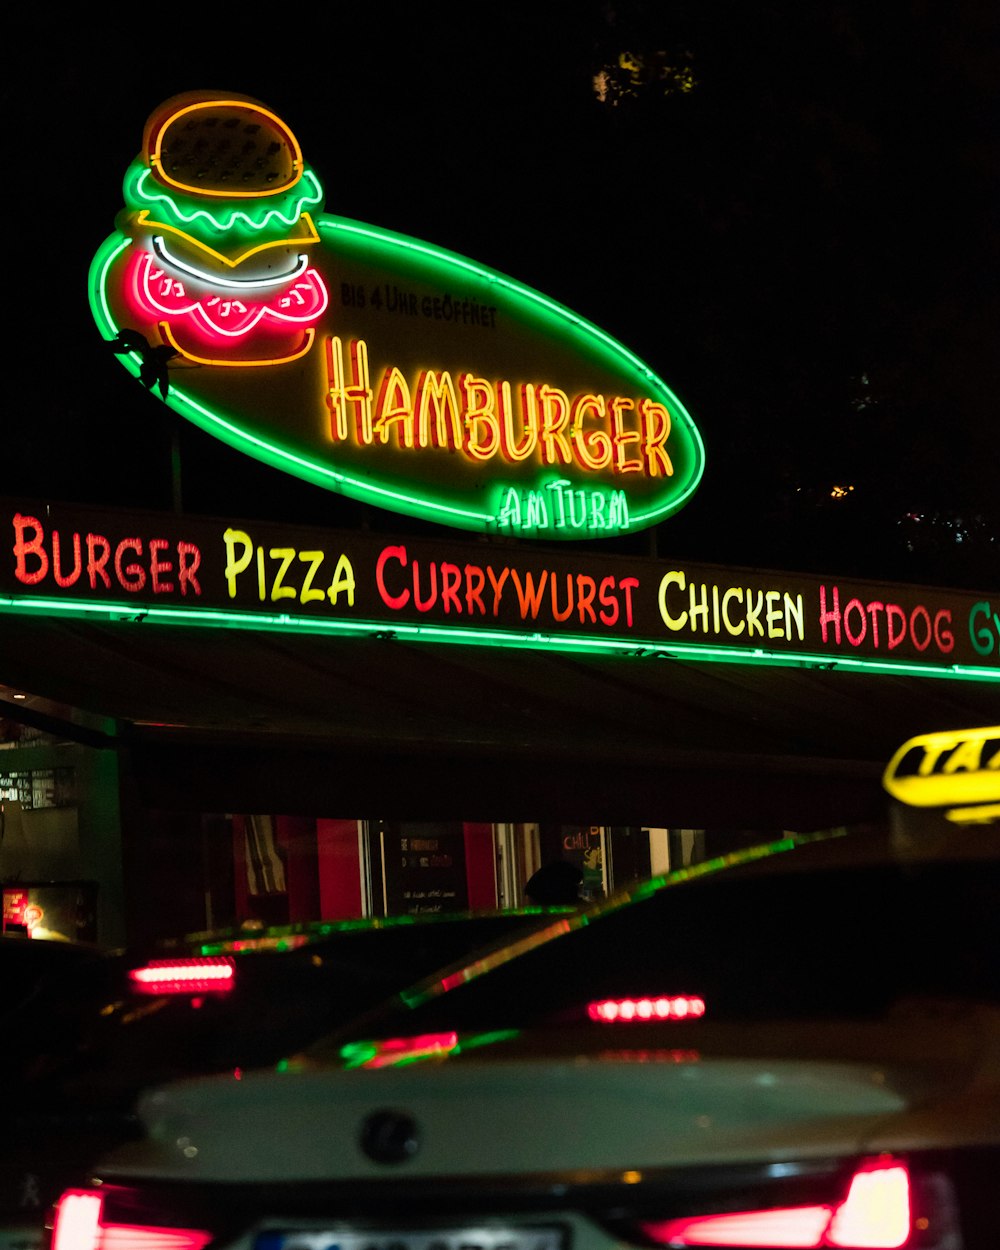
[126,249,329,341]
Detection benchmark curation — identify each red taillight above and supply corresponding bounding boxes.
[52,1192,103,1250]
[827,1165,911,1248]
[640,1160,910,1248]
[128,957,235,995]
[52,1191,213,1250]
[588,995,706,1022]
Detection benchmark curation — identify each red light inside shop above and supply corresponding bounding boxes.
[128,956,236,995]
[587,995,706,1022]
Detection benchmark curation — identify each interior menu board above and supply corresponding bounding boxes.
[380,825,469,915]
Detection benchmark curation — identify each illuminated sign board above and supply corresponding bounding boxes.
[883,726,1000,810]
[89,91,705,541]
[3,501,999,682]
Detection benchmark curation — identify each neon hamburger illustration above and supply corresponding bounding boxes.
[91,91,706,540]
[115,90,328,366]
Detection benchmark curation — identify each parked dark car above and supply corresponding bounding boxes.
[0,930,106,1017]
[0,932,114,1250]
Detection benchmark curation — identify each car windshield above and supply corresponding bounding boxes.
[312,818,1000,1053]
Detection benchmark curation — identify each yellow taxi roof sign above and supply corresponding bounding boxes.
[883,726,1000,807]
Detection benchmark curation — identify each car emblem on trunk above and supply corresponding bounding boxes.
[359,1109,421,1164]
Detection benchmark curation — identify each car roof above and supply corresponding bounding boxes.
[667,811,1000,882]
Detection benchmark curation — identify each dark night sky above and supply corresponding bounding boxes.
[4,2,998,588]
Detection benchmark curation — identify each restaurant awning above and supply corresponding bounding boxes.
[1,613,995,828]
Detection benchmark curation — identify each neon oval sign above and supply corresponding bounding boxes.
[90,91,706,541]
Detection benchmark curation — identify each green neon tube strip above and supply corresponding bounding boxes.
[1,594,997,682]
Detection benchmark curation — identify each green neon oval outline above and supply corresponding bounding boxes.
[91,217,707,535]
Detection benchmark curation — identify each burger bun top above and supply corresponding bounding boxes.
[142,90,303,199]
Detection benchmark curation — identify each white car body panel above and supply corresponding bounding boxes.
[94,1010,1000,1185]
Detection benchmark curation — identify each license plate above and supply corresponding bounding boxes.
[256,1226,566,1250]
